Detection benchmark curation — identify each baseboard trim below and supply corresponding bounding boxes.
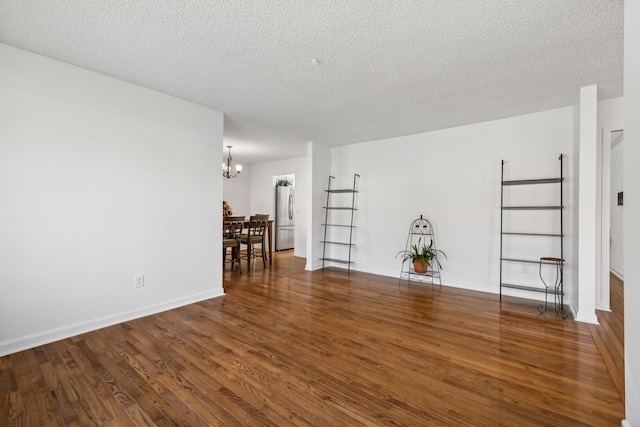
[575,311,600,325]
[305,262,323,271]
[568,304,578,320]
[0,289,225,357]
[610,267,624,281]
[625,365,640,427]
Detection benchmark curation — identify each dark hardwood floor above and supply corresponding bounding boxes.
[1,252,625,426]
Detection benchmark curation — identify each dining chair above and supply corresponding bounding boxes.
[223,216,244,272]
[252,214,271,266]
[241,215,268,271]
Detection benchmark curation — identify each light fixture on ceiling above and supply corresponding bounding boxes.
[222,145,242,179]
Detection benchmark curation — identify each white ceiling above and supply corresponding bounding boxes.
[0,1,623,164]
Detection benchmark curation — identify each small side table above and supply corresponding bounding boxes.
[537,257,567,318]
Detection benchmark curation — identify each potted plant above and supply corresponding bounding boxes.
[397,237,446,274]
[275,178,292,187]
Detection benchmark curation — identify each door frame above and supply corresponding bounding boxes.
[599,127,612,311]
[599,127,623,311]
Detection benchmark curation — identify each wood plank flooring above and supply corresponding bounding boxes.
[1,253,625,426]
[588,273,625,403]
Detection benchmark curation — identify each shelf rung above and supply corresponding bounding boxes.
[501,232,563,237]
[407,270,440,278]
[320,241,354,246]
[321,224,355,228]
[323,207,357,210]
[502,178,563,185]
[502,206,563,210]
[501,283,562,295]
[501,258,564,265]
[399,272,441,284]
[320,258,353,264]
[325,189,358,193]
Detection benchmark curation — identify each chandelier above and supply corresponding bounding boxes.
[222,145,242,179]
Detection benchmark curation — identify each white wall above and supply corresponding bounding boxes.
[598,98,624,137]
[330,107,574,306]
[0,44,224,356]
[624,0,640,423]
[223,164,251,217]
[569,94,581,317]
[306,142,332,270]
[576,85,599,324]
[250,157,308,257]
[610,139,624,278]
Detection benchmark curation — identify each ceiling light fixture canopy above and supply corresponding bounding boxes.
[222,145,242,179]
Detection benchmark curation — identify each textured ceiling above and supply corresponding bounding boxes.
[0,1,623,164]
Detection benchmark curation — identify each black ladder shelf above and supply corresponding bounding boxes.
[320,174,360,274]
[398,215,442,287]
[500,155,566,317]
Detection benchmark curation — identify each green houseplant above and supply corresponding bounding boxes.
[397,237,446,274]
[275,178,292,187]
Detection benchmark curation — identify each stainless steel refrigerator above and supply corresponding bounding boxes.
[275,186,295,250]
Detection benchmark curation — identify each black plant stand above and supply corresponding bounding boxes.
[537,257,567,318]
[398,215,442,288]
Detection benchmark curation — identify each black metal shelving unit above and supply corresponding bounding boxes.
[500,155,565,316]
[320,174,360,274]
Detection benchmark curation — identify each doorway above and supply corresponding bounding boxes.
[273,174,296,251]
[600,129,624,310]
[592,129,625,402]
[609,130,624,280]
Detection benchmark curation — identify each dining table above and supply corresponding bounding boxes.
[223,217,274,267]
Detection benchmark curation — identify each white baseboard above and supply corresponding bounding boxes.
[575,311,600,324]
[568,304,578,320]
[624,365,640,427]
[305,261,323,271]
[610,267,624,281]
[0,289,225,357]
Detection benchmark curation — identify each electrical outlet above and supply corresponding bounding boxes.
[521,264,530,274]
[134,274,144,288]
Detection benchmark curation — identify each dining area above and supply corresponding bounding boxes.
[222,202,274,273]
